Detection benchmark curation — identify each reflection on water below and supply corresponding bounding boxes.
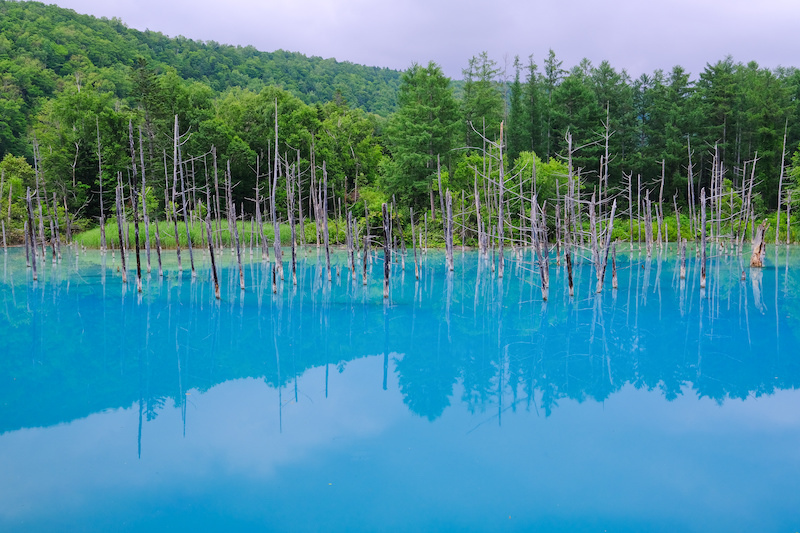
[1,244,800,531]
[2,245,798,429]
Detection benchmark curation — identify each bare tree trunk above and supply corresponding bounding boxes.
[51,192,61,260]
[680,238,686,279]
[530,197,550,301]
[700,188,707,290]
[272,100,283,279]
[323,162,331,282]
[288,165,297,286]
[154,218,163,277]
[382,203,390,299]
[644,193,651,251]
[750,219,770,268]
[589,192,600,270]
[129,121,142,292]
[231,201,244,290]
[658,159,665,241]
[673,191,681,244]
[297,150,306,247]
[26,188,37,281]
[175,131,195,276]
[596,200,617,293]
[437,155,445,223]
[497,122,505,279]
[566,249,573,298]
[461,189,466,253]
[637,174,642,245]
[410,207,419,280]
[24,220,30,266]
[206,215,220,299]
[347,210,355,282]
[474,173,484,256]
[626,172,633,250]
[787,191,792,245]
[212,147,222,252]
[255,154,267,261]
[776,120,788,245]
[362,208,369,286]
[97,117,107,251]
[138,128,150,273]
[611,243,618,289]
[114,182,127,284]
[445,190,454,271]
[686,137,696,238]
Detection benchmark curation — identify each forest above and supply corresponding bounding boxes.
[2,0,800,247]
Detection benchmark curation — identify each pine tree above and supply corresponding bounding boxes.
[384,62,459,208]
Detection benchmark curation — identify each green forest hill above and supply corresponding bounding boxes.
[0,0,401,156]
[2,0,800,245]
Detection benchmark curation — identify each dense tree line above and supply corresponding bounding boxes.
[0,0,401,160]
[1,0,800,244]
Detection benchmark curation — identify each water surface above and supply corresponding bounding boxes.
[1,244,799,532]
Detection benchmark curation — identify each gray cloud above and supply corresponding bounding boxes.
[52,0,800,79]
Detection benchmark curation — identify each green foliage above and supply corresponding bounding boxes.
[383,62,459,209]
[0,153,36,228]
[352,186,388,226]
[4,0,800,241]
[510,152,571,206]
[461,52,505,147]
[0,0,401,164]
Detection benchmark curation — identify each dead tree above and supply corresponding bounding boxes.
[129,121,143,292]
[323,162,331,282]
[271,100,283,279]
[382,203,390,299]
[231,201,244,291]
[25,188,37,281]
[288,164,298,285]
[497,122,505,279]
[114,180,127,284]
[700,188,707,290]
[206,215,220,299]
[174,119,195,278]
[154,218,163,277]
[410,207,419,280]
[593,199,617,293]
[611,243,618,290]
[445,190,454,272]
[776,120,788,245]
[750,219,770,268]
[96,117,107,251]
[530,196,549,301]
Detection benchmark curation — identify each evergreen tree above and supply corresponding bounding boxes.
[542,49,565,159]
[523,55,545,157]
[462,52,504,148]
[551,62,602,173]
[384,62,459,208]
[507,56,527,162]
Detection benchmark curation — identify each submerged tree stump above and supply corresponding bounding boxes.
[749,219,770,268]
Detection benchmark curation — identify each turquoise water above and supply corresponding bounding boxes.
[1,244,799,532]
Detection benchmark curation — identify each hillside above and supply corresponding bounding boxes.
[0,0,401,157]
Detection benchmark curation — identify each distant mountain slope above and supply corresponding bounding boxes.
[0,0,401,115]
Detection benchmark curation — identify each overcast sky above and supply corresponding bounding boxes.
[50,0,800,80]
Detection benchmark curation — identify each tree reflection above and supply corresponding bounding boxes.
[1,248,799,433]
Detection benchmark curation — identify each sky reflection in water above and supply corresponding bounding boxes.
[1,245,799,532]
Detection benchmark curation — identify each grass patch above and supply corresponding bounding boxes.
[74,218,356,249]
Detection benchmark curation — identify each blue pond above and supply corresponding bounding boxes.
[1,244,799,532]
